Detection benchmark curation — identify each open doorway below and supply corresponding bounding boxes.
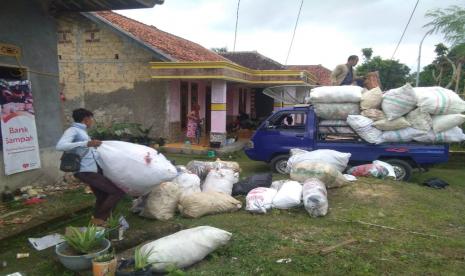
[205,85,211,133]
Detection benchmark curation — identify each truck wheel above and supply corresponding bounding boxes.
[270,155,289,174]
[385,159,412,181]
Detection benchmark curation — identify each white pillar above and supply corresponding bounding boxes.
[210,80,227,146]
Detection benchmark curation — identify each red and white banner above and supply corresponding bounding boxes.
[1,80,41,175]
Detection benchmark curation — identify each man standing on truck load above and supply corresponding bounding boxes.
[331,55,364,86]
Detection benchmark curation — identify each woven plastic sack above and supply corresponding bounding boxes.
[270,180,287,191]
[414,86,465,115]
[346,115,383,144]
[97,141,177,196]
[361,109,386,121]
[290,162,347,188]
[140,182,181,221]
[314,103,360,120]
[178,192,242,218]
[245,187,278,214]
[287,148,351,172]
[372,117,411,131]
[382,83,417,120]
[319,120,355,134]
[202,168,239,195]
[347,164,389,179]
[432,114,465,133]
[414,127,465,143]
[271,180,302,209]
[186,160,240,180]
[309,86,363,103]
[361,87,383,110]
[380,127,426,143]
[172,172,201,196]
[373,160,396,179]
[405,108,433,131]
[141,226,231,272]
[302,178,328,217]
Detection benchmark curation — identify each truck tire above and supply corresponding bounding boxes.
[270,155,289,174]
[385,159,412,181]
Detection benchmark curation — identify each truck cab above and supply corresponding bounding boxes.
[245,105,449,181]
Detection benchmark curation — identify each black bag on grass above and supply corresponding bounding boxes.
[232,173,272,196]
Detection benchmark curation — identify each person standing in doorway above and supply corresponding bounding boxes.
[186,104,200,144]
[331,55,363,86]
[56,108,125,226]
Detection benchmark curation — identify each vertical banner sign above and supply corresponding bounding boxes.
[1,79,41,175]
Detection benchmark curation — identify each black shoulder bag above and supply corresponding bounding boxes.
[60,148,89,172]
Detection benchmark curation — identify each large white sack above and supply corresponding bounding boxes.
[302,178,328,217]
[202,168,239,195]
[314,103,360,120]
[414,126,465,143]
[372,160,396,179]
[141,226,231,272]
[361,109,386,121]
[270,180,287,191]
[140,182,181,221]
[361,87,383,110]
[414,86,465,115]
[272,181,302,209]
[287,149,351,172]
[318,120,355,134]
[372,117,411,131]
[245,187,278,214]
[173,172,201,196]
[346,115,383,144]
[405,108,433,131]
[290,162,348,188]
[186,160,240,180]
[380,128,426,143]
[432,114,465,133]
[382,83,417,120]
[97,141,177,196]
[309,86,363,103]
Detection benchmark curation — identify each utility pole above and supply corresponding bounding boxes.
[416,29,433,87]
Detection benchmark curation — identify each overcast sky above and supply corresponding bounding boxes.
[118,0,464,71]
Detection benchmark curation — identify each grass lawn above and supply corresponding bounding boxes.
[1,153,465,275]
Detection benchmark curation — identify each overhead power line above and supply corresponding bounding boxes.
[391,0,420,59]
[233,0,241,52]
[285,0,304,65]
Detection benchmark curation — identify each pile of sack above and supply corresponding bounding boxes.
[245,149,352,217]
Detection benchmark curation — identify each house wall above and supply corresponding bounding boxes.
[0,0,64,190]
[57,13,169,138]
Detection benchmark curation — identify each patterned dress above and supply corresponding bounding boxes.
[186,114,198,138]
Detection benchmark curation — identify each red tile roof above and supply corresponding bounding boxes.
[94,11,226,62]
[219,51,286,70]
[286,65,332,85]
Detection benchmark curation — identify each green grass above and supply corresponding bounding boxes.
[1,153,465,275]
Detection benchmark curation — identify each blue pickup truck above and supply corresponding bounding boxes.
[244,105,449,181]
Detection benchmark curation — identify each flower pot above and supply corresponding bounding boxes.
[55,239,111,271]
[116,259,152,276]
[92,257,117,276]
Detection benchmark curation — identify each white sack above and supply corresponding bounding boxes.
[346,115,383,144]
[405,108,433,131]
[272,181,302,209]
[97,141,177,196]
[361,109,386,121]
[173,172,201,196]
[372,160,396,179]
[202,168,239,195]
[382,83,417,120]
[141,226,231,272]
[287,149,351,172]
[309,86,363,103]
[380,128,426,143]
[432,114,465,133]
[140,182,181,221]
[178,192,242,218]
[372,117,411,131]
[414,86,465,115]
[302,178,328,217]
[270,180,287,191]
[361,87,383,110]
[245,187,278,214]
[414,127,465,143]
[314,103,360,120]
[290,162,348,188]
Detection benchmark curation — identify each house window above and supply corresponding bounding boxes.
[85,29,100,43]
[58,30,72,44]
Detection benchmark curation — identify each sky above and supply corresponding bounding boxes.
[118,0,465,72]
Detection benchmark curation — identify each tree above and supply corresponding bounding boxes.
[424,5,465,46]
[361,48,373,62]
[448,43,465,93]
[431,43,456,88]
[356,51,411,90]
[211,47,228,53]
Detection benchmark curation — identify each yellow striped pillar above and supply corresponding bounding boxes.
[210,80,227,145]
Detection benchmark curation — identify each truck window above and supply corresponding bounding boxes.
[269,111,307,132]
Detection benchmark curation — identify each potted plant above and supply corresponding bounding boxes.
[56,225,111,271]
[116,246,153,276]
[92,250,117,276]
[106,213,123,241]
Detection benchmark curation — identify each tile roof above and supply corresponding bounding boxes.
[219,51,286,70]
[286,65,332,85]
[93,11,226,62]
